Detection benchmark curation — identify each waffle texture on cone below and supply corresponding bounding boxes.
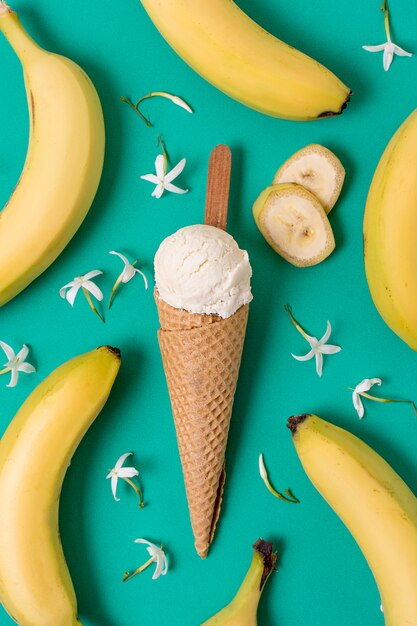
[155,290,248,558]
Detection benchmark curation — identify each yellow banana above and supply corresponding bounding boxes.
[139,0,351,121]
[364,108,417,350]
[0,346,121,626]
[0,3,105,306]
[289,413,417,625]
[201,539,276,625]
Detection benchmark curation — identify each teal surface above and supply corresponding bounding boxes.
[1,0,417,624]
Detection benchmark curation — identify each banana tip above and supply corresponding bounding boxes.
[100,345,121,359]
[287,414,309,435]
[318,90,352,118]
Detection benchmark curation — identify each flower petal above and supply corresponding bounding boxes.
[355,378,382,394]
[152,557,163,580]
[0,341,15,362]
[259,453,267,480]
[164,182,189,195]
[140,173,159,184]
[383,45,394,71]
[7,369,18,388]
[155,154,165,179]
[17,362,35,374]
[135,538,153,548]
[321,321,332,344]
[292,350,315,362]
[121,265,136,283]
[111,474,120,501]
[59,281,76,298]
[117,467,139,478]
[16,344,29,362]
[135,268,149,290]
[362,43,387,52]
[152,184,164,199]
[109,250,129,265]
[83,281,104,302]
[161,555,168,576]
[115,452,133,471]
[392,44,412,57]
[353,391,365,419]
[320,344,342,355]
[83,269,103,281]
[315,352,323,377]
[164,158,186,184]
[65,284,81,307]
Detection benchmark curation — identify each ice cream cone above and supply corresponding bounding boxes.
[155,290,249,558]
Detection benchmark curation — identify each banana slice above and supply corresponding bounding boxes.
[252,183,335,267]
[273,144,345,213]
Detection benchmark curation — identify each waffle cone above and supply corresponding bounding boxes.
[155,290,248,558]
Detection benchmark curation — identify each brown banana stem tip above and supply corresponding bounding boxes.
[287,414,310,435]
[318,91,352,118]
[252,539,277,591]
[100,346,121,358]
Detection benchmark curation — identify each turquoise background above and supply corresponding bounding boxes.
[1,0,417,624]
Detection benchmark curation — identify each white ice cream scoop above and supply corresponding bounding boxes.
[154,224,252,318]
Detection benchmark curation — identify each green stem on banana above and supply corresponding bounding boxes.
[122,476,144,508]
[82,288,105,323]
[122,555,154,582]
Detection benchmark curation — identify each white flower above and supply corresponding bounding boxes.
[0,341,35,387]
[363,41,412,71]
[141,155,188,199]
[352,378,382,419]
[106,452,140,502]
[291,321,341,377]
[60,270,103,306]
[258,453,299,503]
[108,251,148,309]
[133,539,168,580]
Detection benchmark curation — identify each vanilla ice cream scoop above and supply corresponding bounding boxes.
[154,224,252,318]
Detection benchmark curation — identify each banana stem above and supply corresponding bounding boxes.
[122,476,144,508]
[0,9,42,62]
[82,288,105,323]
[122,556,154,582]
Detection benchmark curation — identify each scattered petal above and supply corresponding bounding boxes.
[107,452,143,506]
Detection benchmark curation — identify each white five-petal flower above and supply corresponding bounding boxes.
[108,251,148,309]
[291,320,341,377]
[141,154,188,199]
[60,270,104,307]
[362,1,412,71]
[352,378,382,419]
[0,341,35,388]
[129,539,168,581]
[106,452,140,502]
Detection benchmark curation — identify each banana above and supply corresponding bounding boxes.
[0,3,105,307]
[201,539,276,625]
[288,413,417,625]
[139,0,351,121]
[273,144,345,213]
[363,108,417,350]
[252,182,335,266]
[0,346,121,626]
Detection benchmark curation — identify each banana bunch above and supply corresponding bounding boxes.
[139,0,351,121]
[0,347,120,626]
[253,145,345,266]
[0,3,105,307]
[289,413,417,624]
[201,539,276,625]
[364,108,417,350]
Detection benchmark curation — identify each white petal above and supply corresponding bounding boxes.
[83,281,104,302]
[120,265,136,283]
[315,352,323,377]
[161,555,168,576]
[355,378,382,394]
[321,321,332,344]
[140,173,159,184]
[292,350,315,362]
[383,46,394,71]
[152,184,164,199]
[152,557,163,580]
[320,344,342,355]
[109,250,129,265]
[115,452,133,471]
[362,43,387,52]
[171,95,193,113]
[258,453,267,480]
[393,44,412,57]
[353,392,365,419]
[155,154,165,179]
[135,538,153,549]
[17,362,35,374]
[0,341,15,362]
[111,474,120,501]
[59,281,76,298]
[83,269,103,281]
[164,158,186,183]
[117,467,139,478]
[135,268,149,290]
[15,344,29,362]
[164,182,189,195]
[66,284,81,307]
[7,369,18,388]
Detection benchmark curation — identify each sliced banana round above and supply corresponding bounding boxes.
[273,144,345,213]
[252,183,335,267]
